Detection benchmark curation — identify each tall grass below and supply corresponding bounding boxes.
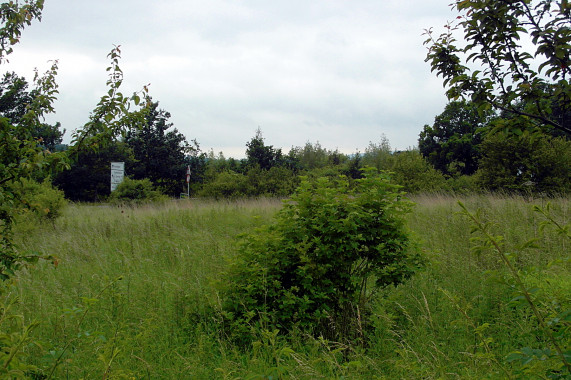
[10,195,570,378]
[15,199,281,378]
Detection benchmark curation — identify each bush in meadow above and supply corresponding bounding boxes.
[109,178,166,204]
[220,169,424,344]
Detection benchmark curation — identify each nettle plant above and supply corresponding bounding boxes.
[220,169,424,344]
[459,202,571,378]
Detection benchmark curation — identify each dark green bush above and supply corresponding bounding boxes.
[220,169,424,344]
[245,166,300,197]
[477,133,571,195]
[109,178,166,204]
[199,167,300,199]
[198,171,250,199]
[446,174,482,194]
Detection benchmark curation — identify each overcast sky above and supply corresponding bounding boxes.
[5,0,455,158]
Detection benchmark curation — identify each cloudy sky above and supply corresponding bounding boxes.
[5,0,456,158]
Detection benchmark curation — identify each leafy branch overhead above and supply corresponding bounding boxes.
[0,0,43,62]
[424,0,571,135]
[69,45,152,154]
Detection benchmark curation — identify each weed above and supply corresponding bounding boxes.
[459,201,571,378]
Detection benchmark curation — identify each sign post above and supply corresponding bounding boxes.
[110,162,125,192]
[186,166,191,198]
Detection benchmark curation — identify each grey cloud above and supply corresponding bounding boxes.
[5,0,454,156]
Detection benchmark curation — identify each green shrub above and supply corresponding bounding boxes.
[477,133,571,195]
[301,165,345,181]
[220,169,424,345]
[447,174,482,194]
[246,166,300,197]
[199,167,300,199]
[198,170,250,199]
[390,150,448,193]
[361,136,393,170]
[109,178,166,204]
[13,178,67,222]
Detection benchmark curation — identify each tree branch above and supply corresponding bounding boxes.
[492,101,571,134]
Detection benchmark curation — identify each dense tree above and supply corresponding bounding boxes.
[343,152,363,179]
[0,1,67,279]
[424,0,570,136]
[286,141,349,171]
[245,165,299,196]
[245,128,284,170]
[0,71,65,150]
[289,141,329,170]
[390,150,448,193]
[199,170,248,199]
[33,121,64,151]
[362,135,393,170]
[125,101,196,196]
[199,136,303,199]
[199,166,298,199]
[185,149,208,194]
[419,101,494,176]
[0,71,32,122]
[53,142,134,202]
[478,132,571,194]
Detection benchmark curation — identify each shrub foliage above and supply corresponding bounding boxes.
[220,169,424,344]
[14,178,67,221]
[109,178,165,204]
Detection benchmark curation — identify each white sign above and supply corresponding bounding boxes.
[110,162,125,192]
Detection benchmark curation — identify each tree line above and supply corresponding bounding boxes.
[2,69,569,204]
[2,0,570,204]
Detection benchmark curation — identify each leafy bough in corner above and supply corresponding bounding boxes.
[424,0,571,136]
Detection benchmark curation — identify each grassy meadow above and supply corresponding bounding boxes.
[9,195,571,379]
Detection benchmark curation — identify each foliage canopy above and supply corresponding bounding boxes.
[424,0,570,136]
[125,101,196,196]
[419,101,494,176]
[245,128,284,170]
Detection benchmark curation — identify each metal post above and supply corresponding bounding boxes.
[186,166,191,198]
